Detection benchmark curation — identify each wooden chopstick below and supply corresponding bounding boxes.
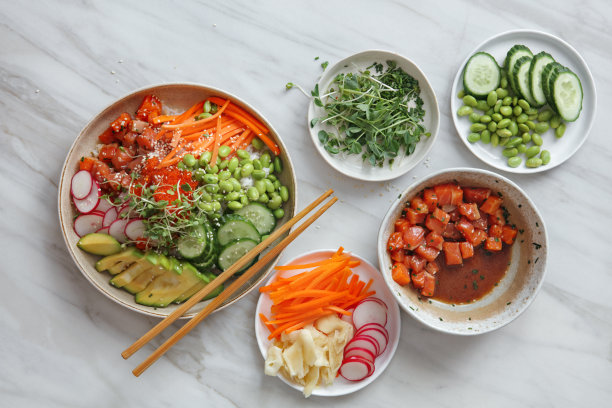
[131,195,338,376]
[122,189,334,360]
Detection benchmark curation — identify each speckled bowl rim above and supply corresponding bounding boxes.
[377,167,548,335]
[58,83,298,319]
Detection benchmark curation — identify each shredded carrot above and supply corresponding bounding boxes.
[259,248,375,340]
[255,133,281,156]
[207,96,270,134]
[170,101,204,124]
[162,100,230,132]
[151,114,177,124]
[209,114,223,167]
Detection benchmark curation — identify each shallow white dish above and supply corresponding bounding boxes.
[377,168,548,335]
[308,50,440,182]
[450,29,596,173]
[255,249,401,396]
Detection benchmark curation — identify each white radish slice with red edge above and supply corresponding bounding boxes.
[345,335,379,358]
[124,219,145,241]
[96,226,110,234]
[72,180,100,214]
[73,213,103,237]
[353,334,381,356]
[109,219,129,243]
[356,327,388,355]
[343,347,375,363]
[353,298,388,329]
[102,207,118,227]
[359,297,388,310]
[339,356,374,381]
[70,170,94,200]
[94,198,113,213]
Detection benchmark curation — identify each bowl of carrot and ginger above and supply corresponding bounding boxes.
[377,168,547,335]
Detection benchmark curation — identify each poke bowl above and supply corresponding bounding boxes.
[58,83,297,318]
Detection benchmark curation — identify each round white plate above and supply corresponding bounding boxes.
[308,50,440,182]
[255,249,401,396]
[450,29,596,173]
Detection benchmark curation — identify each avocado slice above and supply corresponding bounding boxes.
[77,233,122,256]
[135,262,209,307]
[122,253,168,294]
[110,258,152,288]
[95,248,143,275]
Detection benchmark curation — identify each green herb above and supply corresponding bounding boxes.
[472,281,478,290]
[506,302,512,305]
[439,317,443,321]
[471,269,478,274]
[285,82,294,90]
[480,275,485,280]
[313,60,428,167]
[321,61,329,70]
[532,242,542,250]
[314,56,319,61]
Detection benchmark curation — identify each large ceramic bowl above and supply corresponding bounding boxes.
[377,168,547,335]
[58,83,297,318]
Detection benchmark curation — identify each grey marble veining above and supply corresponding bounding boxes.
[1,0,611,406]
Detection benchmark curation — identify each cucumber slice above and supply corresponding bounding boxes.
[512,56,537,106]
[234,203,276,235]
[462,52,500,97]
[542,62,567,111]
[529,52,555,107]
[551,70,583,122]
[217,238,258,272]
[505,44,533,94]
[217,215,261,247]
[177,224,208,260]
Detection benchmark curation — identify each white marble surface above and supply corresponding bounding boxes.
[1,0,611,406]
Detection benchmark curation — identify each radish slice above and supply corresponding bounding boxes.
[71,170,94,200]
[356,322,388,335]
[109,219,129,243]
[73,213,103,237]
[102,207,118,227]
[345,335,379,357]
[353,298,388,329]
[72,181,100,214]
[125,219,146,240]
[356,327,388,355]
[344,347,375,363]
[96,226,110,234]
[339,356,374,381]
[118,205,135,219]
[95,198,114,213]
[340,307,355,326]
[359,297,388,310]
[352,334,381,356]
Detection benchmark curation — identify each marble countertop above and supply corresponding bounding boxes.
[1,0,611,406]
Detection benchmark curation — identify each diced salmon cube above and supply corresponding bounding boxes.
[403,226,425,250]
[411,197,429,214]
[425,261,439,275]
[411,271,425,289]
[458,202,481,221]
[501,225,518,245]
[480,195,503,215]
[405,208,426,225]
[485,237,503,251]
[421,272,436,297]
[425,231,444,250]
[442,242,463,265]
[392,263,411,286]
[460,241,474,258]
[415,245,440,262]
[423,189,438,209]
[463,187,491,205]
[409,255,427,272]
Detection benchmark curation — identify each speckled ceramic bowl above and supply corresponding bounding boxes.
[377,168,547,335]
[58,83,297,319]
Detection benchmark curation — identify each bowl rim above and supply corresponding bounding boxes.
[450,29,597,174]
[57,82,298,318]
[376,167,549,335]
[307,49,440,182]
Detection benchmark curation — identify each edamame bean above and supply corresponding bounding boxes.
[491,113,503,122]
[241,163,254,177]
[260,153,271,167]
[487,91,498,107]
[494,100,502,113]
[205,184,219,194]
[476,100,489,111]
[497,118,511,129]
[177,162,186,170]
[218,145,231,159]
[500,106,513,116]
[200,192,212,202]
[251,137,264,150]
[204,100,211,113]
[228,157,239,172]
[491,133,500,147]
[267,174,277,182]
[457,105,472,117]
[526,108,539,116]
[252,169,266,180]
[274,157,283,173]
[508,156,522,168]
[521,132,531,143]
[470,123,486,132]
[206,165,219,174]
[253,159,263,170]
[485,108,494,116]
[496,128,512,138]
[182,154,196,168]
[501,77,508,89]
[480,115,492,124]
[273,180,281,190]
[526,157,543,168]
[273,208,285,219]
[198,202,213,212]
[258,193,269,203]
[540,150,551,165]
[219,180,233,193]
[496,88,508,99]
[226,191,241,202]
[528,114,538,121]
[267,195,282,210]
[212,201,222,212]
[518,99,530,111]
[518,123,530,133]
[488,122,497,132]
[229,178,242,192]
[499,137,510,146]
[246,186,260,201]
[227,201,243,211]
[555,124,566,138]
[240,195,249,206]
[480,129,491,144]
[213,193,224,202]
[550,115,561,129]
[236,149,250,160]
[526,120,536,130]
[193,168,206,182]
[196,112,212,120]
[517,143,527,154]
[525,146,541,158]
[534,122,549,134]
[513,106,522,116]
[512,97,518,106]
[218,159,229,169]
[532,133,543,146]
[254,180,266,195]
[457,89,465,99]
[507,137,522,148]
[218,170,231,181]
[503,147,518,157]
[264,179,275,193]
[502,96,512,106]
[233,167,242,179]
[203,173,219,184]
[239,159,252,167]
[537,110,553,122]
[516,113,529,124]
[463,95,477,107]
[199,151,212,166]
[467,133,480,143]
[279,186,289,202]
[508,121,519,136]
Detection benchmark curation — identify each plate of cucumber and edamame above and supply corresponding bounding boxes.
[450,29,596,173]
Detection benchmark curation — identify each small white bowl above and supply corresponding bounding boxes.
[308,50,440,182]
[377,168,548,335]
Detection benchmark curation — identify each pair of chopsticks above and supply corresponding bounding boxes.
[122,189,337,376]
